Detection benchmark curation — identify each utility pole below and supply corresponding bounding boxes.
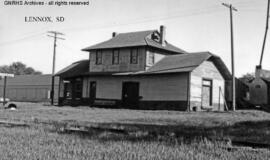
[259,0,270,67]
[47,31,65,105]
[222,3,237,111]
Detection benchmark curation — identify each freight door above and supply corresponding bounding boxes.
[202,79,212,107]
[122,82,139,109]
[89,81,96,106]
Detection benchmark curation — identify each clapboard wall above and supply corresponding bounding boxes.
[89,47,146,72]
[0,75,59,103]
[58,73,189,110]
[190,60,225,111]
[81,74,188,101]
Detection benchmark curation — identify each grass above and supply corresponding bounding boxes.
[1,103,270,126]
[0,126,269,160]
[0,102,270,159]
[1,103,270,142]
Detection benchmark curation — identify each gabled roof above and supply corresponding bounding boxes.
[141,52,232,80]
[82,30,187,54]
[55,60,89,78]
[145,52,211,73]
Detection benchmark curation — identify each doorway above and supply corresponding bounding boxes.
[122,82,140,109]
[202,79,213,107]
[89,81,96,105]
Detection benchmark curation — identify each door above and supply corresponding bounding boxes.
[202,79,212,107]
[89,81,96,105]
[122,82,139,109]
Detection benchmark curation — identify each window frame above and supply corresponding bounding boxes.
[74,78,83,99]
[130,48,138,64]
[112,49,120,64]
[95,50,102,65]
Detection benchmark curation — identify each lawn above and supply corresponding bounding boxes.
[0,127,269,160]
[0,102,270,159]
[1,102,270,127]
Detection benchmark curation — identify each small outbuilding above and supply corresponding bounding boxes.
[249,66,270,107]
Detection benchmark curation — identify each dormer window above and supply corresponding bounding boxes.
[96,50,102,65]
[130,48,138,64]
[112,49,119,64]
[151,32,160,42]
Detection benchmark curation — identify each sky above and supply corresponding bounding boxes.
[0,0,269,77]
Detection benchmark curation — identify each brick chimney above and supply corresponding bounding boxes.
[112,32,118,38]
[159,25,166,46]
[255,65,262,79]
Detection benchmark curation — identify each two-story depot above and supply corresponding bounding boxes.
[56,26,231,111]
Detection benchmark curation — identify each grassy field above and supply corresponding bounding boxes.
[0,103,270,159]
[0,127,269,160]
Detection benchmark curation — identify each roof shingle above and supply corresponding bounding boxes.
[145,52,211,73]
[82,30,186,54]
[142,52,231,80]
[56,60,89,78]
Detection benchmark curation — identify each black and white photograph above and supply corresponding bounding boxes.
[0,0,270,159]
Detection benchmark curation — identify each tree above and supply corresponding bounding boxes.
[0,62,42,75]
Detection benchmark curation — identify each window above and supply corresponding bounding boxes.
[112,49,119,64]
[64,81,72,99]
[148,52,155,65]
[75,78,83,99]
[96,50,102,65]
[130,48,138,64]
[202,79,212,86]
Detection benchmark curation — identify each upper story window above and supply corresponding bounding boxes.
[112,49,119,64]
[148,52,155,65]
[96,50,102,65]
[130,48,138,64]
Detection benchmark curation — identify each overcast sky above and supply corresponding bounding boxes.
[0,0,268,76]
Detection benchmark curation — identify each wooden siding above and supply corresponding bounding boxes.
[145,49,165,69]
[81,74,189,101]
[190,60,225,111]
[82,78,88,98]
[59,78,64,98]
[89,47,146,72]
